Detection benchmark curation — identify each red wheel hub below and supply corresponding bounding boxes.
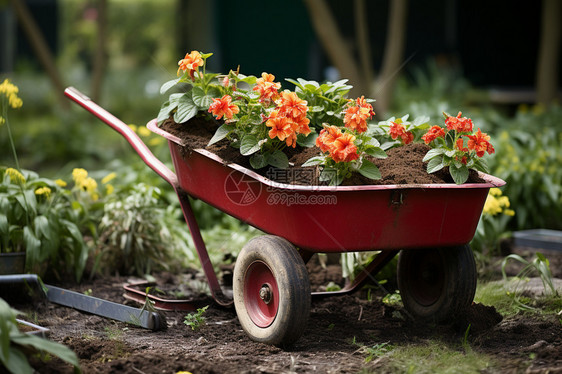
[244,261,279,327]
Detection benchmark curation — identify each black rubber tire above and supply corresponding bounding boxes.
[397,245,477,323]
[233,235,311,346]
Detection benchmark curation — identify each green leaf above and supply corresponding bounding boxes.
[4,346,33,374]
[358,160,381,180]
[472,157,490,174]
[208,124,235,146]
[23,226,41,269]
[173,93,198,123]
[156,101,172,124]
[266,150,289,169]
[159,78,180,94]
[240,135,260,156]
[422,148,445,162]
[445,149,457,158]
[412,115,431,127]
[33,215,51,241]
[301,156,325,167]
[364,146,387,158]
[427,157,445,173]
[11,333,80,369]
[192,86,214,109]
[449,164,469,184]
[297,132,318,148]
[249,153,268,169]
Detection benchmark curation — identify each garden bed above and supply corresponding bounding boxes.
[18,251,562,373]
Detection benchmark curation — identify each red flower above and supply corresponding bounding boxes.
[177,51,204,78]
[455,137,468,152]
[208,95,239,120]
[389,122,414,144]
[467,128,495,157]
[445,112,473,133]
[343,96,375,133]
[421,125,446,144]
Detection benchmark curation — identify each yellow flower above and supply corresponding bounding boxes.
[0,79,23,109]
[5,168,25,184]
[128,124,138,133]
[138,126,152,137]
[105,184,114,195]
[81,177,97,193]
[35,186,52,198]
[483,189,514,217]
[0,116,4,125]
[55,179,67,187]
[489,188,502,197]
[72,168,88,185]
[101,172,116,184]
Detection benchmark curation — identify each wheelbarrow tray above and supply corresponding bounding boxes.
[148,119,505,253]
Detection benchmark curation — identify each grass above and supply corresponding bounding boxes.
[475,279,562,316]
[355,339,495,374]
[383,341,495,374]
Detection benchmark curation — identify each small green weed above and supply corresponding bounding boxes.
[184,305,209,331]
[502,252,557,295]
[352,337,393,363]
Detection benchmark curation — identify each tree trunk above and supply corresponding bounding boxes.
[374,0,408,116]
[536,0,561,105]
[354,0,373,90]
[303,0,367,96]
[91,0,108,103]
[10,0,68,109]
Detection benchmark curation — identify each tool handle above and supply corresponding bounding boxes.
[64,87,178,188]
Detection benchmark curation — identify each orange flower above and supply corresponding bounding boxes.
[331,133,359,163]
[389,122,414,145]
[177,51,204,78]
[253,73,281,104]
[208,95,239,120]
[293,115,311,136]
[467,128,495,157]
[266,110,295,144]
[421,125,446,144]
[276,91,308,119]
[316,126,342,153]
[343,96,374,133]
[455,137,468,152]
[445,112,473,133]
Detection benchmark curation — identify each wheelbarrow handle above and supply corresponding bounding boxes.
[64,87,178,188]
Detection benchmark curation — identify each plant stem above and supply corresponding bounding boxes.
[2,100,21,170]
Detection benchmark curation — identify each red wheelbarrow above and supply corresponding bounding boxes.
[65,87,505,346]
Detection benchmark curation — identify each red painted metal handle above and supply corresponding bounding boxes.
[64,87,178,188]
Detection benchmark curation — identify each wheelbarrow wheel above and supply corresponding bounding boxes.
[397,245,476,323]
[233,235,310,346]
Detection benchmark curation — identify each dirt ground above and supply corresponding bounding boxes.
[13,247,562,374]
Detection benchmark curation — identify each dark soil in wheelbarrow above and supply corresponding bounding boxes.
[160,117,486,186]
[17,253,562,374]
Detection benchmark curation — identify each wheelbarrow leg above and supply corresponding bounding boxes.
[176,188,232,307]
[312,250,399,298]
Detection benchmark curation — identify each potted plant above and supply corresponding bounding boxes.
[156,51,496,186]
[0,79,94,280]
